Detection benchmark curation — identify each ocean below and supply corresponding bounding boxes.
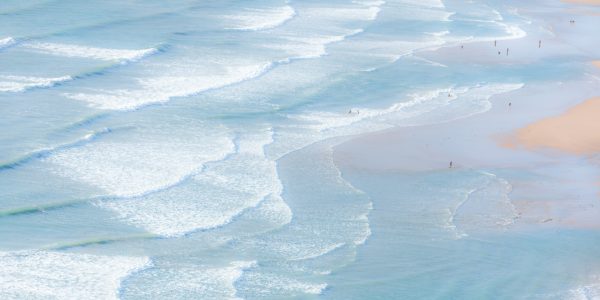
[1,0,599,299]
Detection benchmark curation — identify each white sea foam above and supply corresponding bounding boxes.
[499,23,527,40]
[268,29,364,59]
[290,86,460,131]
[46,125,235,197]
[452,7,526,43]
[123,261,255,299]
[379,0,451,22]
[241,193,293,230]
[325,6,381,21]
[290,83,524,133]
[540,277,600,300]
[443,188,475,239]
[410,55,448,67]
[225,5,296,31]
[400,0,445,9]
[65,62,272,110]
[568,283,600,300]
[0,37,15,49]
[303,3,383,22]
[96,128,286,237]
[341,37,447,63]
[0,75,71,92]
[0,251,150,300]
[288,243,347,261]
[238,272,327,297]
[22,42,157,62]
[352,0,386,6]
[241,142,373,273]
[258,1,383,63]
[447,172,518,239]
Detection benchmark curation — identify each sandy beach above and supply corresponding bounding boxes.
[334,0,600,233]
[507,97,600,155]
[562,0,600,5]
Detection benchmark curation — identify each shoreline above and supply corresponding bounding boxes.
[332,0,600,231]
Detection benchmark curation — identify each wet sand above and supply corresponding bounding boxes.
[334,0,600,231]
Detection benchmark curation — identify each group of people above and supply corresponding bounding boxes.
[347,27,555,170]
[493,40,511,56]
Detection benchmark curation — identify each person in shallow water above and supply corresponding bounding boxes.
[449,161,453,168]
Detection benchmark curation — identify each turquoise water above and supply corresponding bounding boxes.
[327,169,600,299]
[1,0,599,298]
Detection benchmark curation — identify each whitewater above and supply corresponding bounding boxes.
[3,0,596,299]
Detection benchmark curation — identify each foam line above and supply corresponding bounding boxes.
[22,42,159,62]
[64,62,274,111]
[0,250,151,300]
[290,83,524,132]
[0,127,120,171]
[0,75,72,93]
[95,129,287,237]
[121,261,256,299]
[45,124,236,197]
[225,5,297,31]
[0,37,15,49]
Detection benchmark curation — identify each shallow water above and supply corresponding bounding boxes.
[1,0,599,298]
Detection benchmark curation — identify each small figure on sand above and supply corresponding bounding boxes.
[448,93,452,97]
[494,40,497,47]
[506,48,509,56]
[449,161,453,168]
[461,45,464,49]
[509,102,512,108]
[498,51,501,55]
[538,40,542,48]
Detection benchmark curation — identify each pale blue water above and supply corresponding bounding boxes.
[1,0,599,298]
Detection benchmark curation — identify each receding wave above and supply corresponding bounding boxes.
[0,250,150,299]
[0,75,72,93]
[22,42,159,62]
[224,5,296,31]
[64,62,274,111]
[95,129,288,238]
[237,272,328,297]
[290,83,524,132]
[0,127,117,171]
[121,261,256,299]
[45,125,236,198]
[0,37,15,49]
[268,29,364,60]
